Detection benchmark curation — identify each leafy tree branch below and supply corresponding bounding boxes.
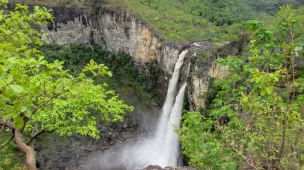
[0,1,133,169]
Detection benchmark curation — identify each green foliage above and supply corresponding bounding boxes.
[0,1,133,167]
[116,0,304,42]
[179,111,239,169]
[0,136,26,170]
[243,0,304,15]
[39,44,162,101]
[122,0,253,42]
[197,51,212,60]
[180,5,304,169]
[0,1,132,137]
[14,0,304,43]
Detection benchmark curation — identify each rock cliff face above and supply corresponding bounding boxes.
[40,6,245,110]
[184,40,247,110]
[42,7,182,75]
[41,6,190,102]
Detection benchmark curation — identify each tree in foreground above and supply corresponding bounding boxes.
[0,1,133,169]
[180,5,304,170]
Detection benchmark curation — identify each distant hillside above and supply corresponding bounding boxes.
[119,0,256,42]
[9,0,304,42]
[243,0,304,15]
[103,0,303,43]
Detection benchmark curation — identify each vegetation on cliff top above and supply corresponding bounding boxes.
[10,0,304,43]
[102,0,304,42]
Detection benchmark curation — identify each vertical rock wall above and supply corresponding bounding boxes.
[41,8,182,75]
[38,6,247,110]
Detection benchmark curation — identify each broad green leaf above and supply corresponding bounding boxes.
[13,115,24,128]
[2,112,14,120]
[10,84,24,94]
[24,109,32,117]
[265,86,273,95]
[4,105,14,113]
[260,89,266,96]
[24,49,32,58]
[89,59,95,65]
[14,100,22,112]
[0,98,6,106]
[21,106,27,112]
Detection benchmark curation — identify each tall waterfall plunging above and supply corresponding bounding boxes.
[151,50,188,167]
[153,50,188,149]
[83,50,189,170]
[161,83,187,166]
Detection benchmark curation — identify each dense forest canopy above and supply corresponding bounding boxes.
[10,0,304,42]
[243,0,304,14]
[101,0,304,42]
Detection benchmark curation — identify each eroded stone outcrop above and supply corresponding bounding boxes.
[184,39,248,110]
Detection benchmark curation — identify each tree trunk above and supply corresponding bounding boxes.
[14,128,37,170]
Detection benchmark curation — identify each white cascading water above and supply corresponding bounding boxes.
[148,50,188,167]
[83,50,189,170]
[153,50,188,149]
[161,83,187,166]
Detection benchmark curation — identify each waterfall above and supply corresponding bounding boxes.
[149,50,188,167]
[84,50,189,170]
[162,83,187,166]
[153,50,188,146]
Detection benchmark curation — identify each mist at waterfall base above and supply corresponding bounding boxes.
[84,50,189,170]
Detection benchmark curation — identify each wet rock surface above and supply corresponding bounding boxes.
[35,117,136,170]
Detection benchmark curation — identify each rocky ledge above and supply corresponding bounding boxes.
[143,165,197,170]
